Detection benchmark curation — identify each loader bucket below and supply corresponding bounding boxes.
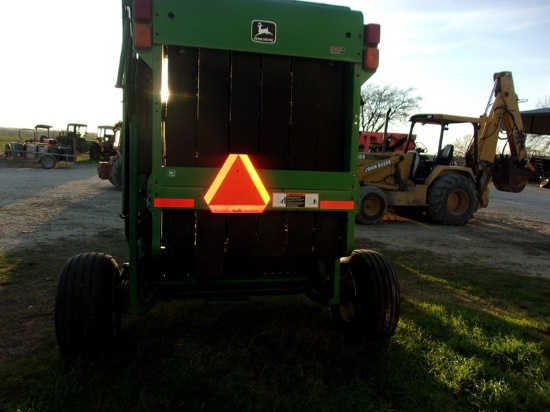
[491,156,531,193]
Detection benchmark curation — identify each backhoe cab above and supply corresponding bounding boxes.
[356,71,534,225]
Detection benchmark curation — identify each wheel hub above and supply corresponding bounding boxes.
[447,189,468,215]
[363,198,381,216]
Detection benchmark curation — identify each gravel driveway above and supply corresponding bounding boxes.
[0,161,127,262]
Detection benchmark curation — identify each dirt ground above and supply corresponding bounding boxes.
[1,159,549,279]
[357,185,550,279]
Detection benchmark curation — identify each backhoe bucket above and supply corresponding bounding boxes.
[491,156,531,193]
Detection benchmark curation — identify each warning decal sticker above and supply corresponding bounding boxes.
[272,193,319,208]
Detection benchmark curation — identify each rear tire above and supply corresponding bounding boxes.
[355,186,387,225]
[108,155,123,190]
[331,250,400,343]
[55,252,122,359]
[427,174,476,225]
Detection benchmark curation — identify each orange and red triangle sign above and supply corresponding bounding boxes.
[204,154,270,213]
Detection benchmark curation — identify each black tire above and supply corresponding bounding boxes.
[108,155,123,190]
[55,252,122,359]
[427,174,476,225]
[355,186,387,225]
[40,155,56,169]
[89,142,101,161]
[331,249,400,343]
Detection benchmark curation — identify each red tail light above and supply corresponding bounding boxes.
[363,48,379,70]
[364,24,381,45]
[363,23,380,70]
[134,23,152,49]
[133,0,151,21]
[132,0,151,49]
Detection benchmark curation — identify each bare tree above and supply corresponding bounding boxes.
[452,134,474,164]
[360,84,422,132]
[526,136,550,156]
[536,95,550,109]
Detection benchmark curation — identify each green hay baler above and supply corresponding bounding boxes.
[55,0,400,359]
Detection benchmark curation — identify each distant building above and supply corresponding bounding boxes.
[521,108,550,135]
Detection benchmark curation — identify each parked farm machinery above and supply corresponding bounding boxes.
[89,123,122,161]
[56,123,94,154]
[3,127,76,169]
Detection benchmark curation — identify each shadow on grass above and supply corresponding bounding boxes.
[3,296,448,412]
[5,285,549,412]
[1,246,549,411]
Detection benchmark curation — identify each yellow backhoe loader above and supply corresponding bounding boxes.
[356,71,534,225]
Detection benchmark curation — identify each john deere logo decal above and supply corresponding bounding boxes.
[251,20,276,44]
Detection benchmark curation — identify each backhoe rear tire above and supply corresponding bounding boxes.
[427,174,476,225]
[55,252,122,360]
[331,250,400,343]
[355,186,387,225]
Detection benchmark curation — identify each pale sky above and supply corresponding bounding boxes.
[1,0,549,135]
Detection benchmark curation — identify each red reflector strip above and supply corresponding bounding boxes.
[154,198,195,208]
[320,200,355,210]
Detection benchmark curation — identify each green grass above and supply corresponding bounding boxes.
[0,246,548,411]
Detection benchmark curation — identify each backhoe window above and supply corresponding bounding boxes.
[412,121,477,165]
